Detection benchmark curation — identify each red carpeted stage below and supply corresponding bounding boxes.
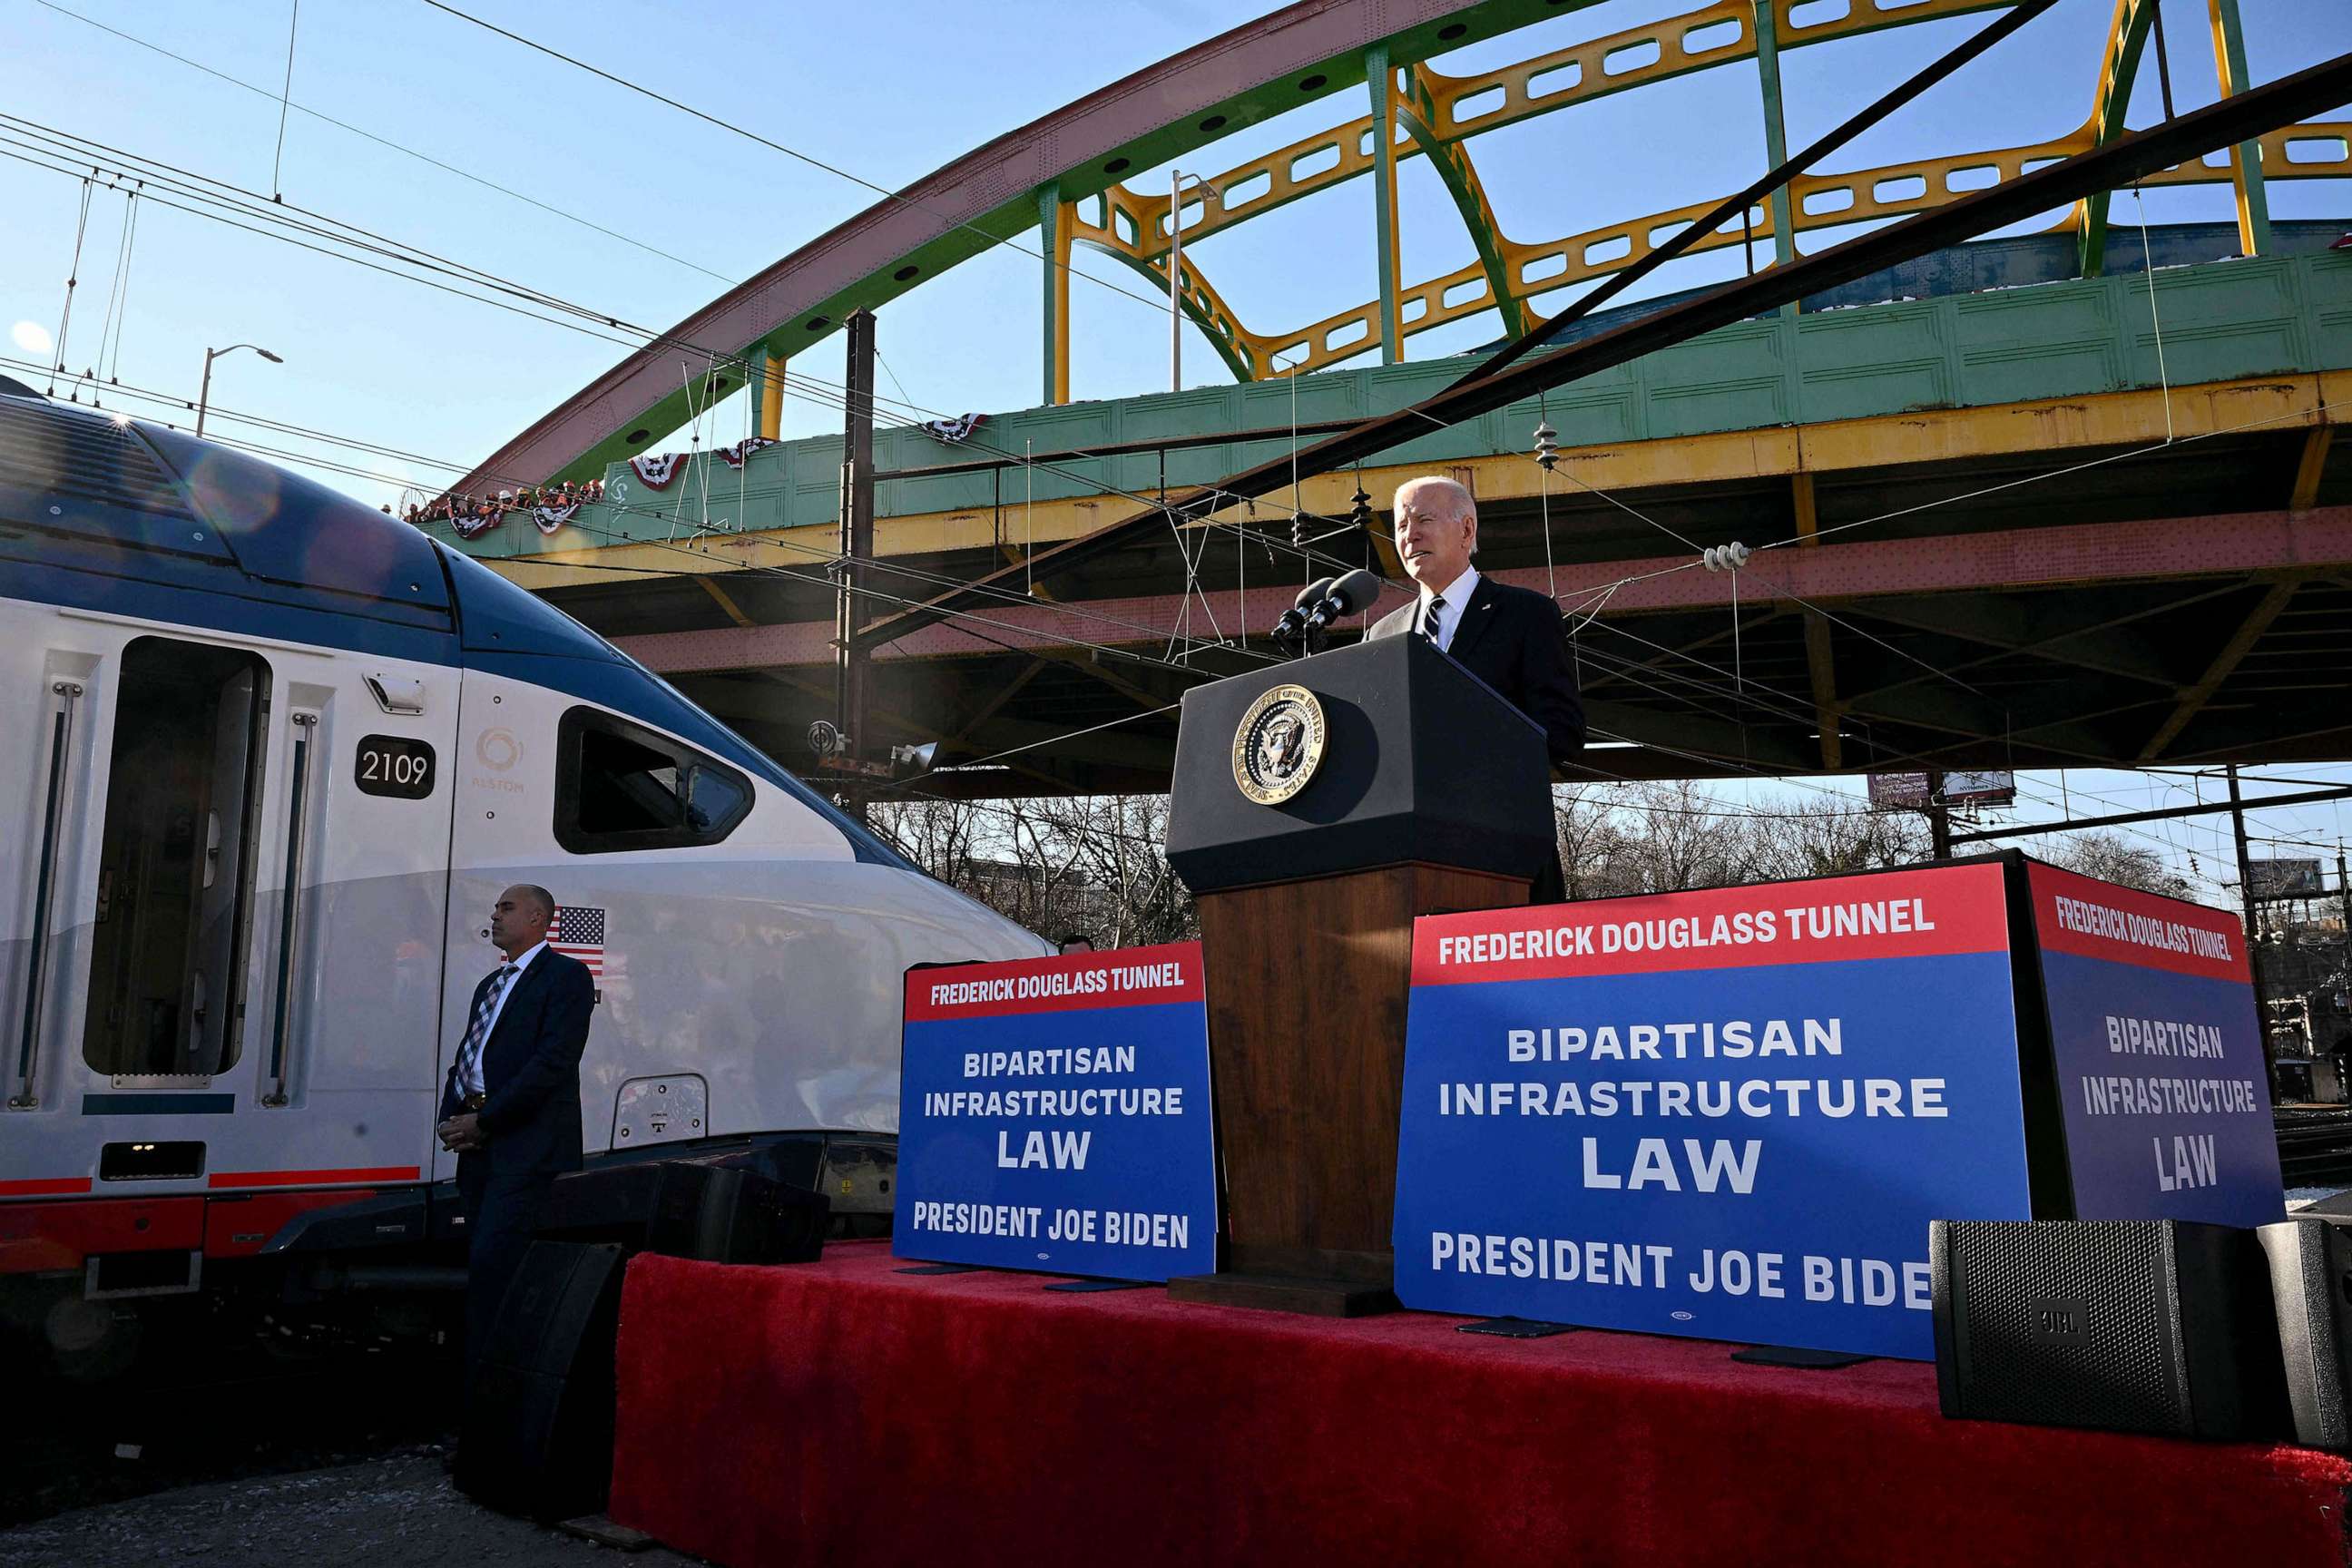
[609,1242,2352,1567]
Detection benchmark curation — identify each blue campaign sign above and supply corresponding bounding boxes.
[2026,860,2283,1226]
[895,943,1218,1281]
[1393,864,2036,1360]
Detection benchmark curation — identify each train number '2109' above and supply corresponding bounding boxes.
[355,734,436,799]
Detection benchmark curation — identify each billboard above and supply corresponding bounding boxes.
[2249,858,2325,898]
[1867,770,2016,809]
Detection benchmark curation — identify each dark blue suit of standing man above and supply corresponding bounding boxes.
[436,883,595,1371]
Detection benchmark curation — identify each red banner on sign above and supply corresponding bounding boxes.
[904,942,1203,1021]
[1409,864,2011,986]
[2025,860,2246,983]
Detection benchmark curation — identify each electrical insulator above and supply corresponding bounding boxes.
[1700,541,1751,573]
[1349,486,1374,531]
[1533,419,1559,471]
[1290,512,1308,549]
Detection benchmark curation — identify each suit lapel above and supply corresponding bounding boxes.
[482,956,551,1076]
[1447,576,1503,666]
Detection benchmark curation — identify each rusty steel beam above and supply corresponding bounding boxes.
[451,0,1500,494]
[850,50,2352,654]
[621,505,2352,675]
[2136,577,2308,760]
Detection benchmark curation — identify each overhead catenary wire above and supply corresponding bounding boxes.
[26,352,2323,886]
[29,0,738,283]
[270,0,300,198]
[3,346,1279,676]
[412,0,1197,323]
[0,129,1373,589]
[8,99,2337,844]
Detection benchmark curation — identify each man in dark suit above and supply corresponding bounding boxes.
[436,883,595,1374]
[1367,475,1584,901]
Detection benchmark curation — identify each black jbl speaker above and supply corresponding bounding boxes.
[2259,1216,2352,1450]
[537,1159,828,1264]
[456,1240,626,1522]
[1931,1219,2290,1440]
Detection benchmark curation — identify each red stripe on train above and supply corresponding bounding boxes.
[208,1166,421,1189]
[0,1177,94,1197]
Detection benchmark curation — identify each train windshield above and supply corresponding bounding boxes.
[82,636,270,1078]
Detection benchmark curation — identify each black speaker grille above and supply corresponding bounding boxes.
[1951,1220,2184,1435]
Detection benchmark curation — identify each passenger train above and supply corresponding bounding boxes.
[0,381,1047,1370]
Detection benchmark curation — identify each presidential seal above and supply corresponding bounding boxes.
[1231,684,1327,805]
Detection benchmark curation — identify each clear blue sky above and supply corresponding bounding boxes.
[4,0,2347,900]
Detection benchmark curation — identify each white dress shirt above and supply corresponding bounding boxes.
[459,939,546,1097]
[1416,564,1480,653]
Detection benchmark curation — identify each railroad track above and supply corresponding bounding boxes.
[2277,1106,2352,1189]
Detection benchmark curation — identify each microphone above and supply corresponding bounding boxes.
[1305,569,1386,631]
[1271,577,1336,642]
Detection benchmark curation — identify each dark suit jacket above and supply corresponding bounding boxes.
[1367,573,1586,765]
[440,946,595,1195]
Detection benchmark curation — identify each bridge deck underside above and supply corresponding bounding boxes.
[540,415,2352,796]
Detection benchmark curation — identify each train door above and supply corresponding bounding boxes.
[231,642,460,1185]
[3,612,458,1202]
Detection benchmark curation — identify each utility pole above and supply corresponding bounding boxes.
[2337,844,2350,958]
[1926,769,1953,859]
[2228,763,2270,1056]
[834,309,877,820]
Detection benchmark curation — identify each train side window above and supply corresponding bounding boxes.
[83,637,270,1078]
[554,707,752,853]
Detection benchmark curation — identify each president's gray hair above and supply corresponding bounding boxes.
[1394,475,1478,555]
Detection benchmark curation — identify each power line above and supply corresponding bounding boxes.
[412,0,1181,323]
[1,115,1372,590]
[27,0,737,283]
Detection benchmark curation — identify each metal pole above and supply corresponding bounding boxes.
[1751,0,1800,318]
[195,348,217,438]
[835,309,877,818]
[2228,763,2271,1054]
[1926,769,1953,859]
[1169,170,1184,394]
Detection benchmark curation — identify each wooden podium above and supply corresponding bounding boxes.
[1161,634,1553,1314]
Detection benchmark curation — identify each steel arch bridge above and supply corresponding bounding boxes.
[436,0,2352,795]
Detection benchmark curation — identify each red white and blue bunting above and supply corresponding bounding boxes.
[715,436,778,470]
[921,412,985,445]
[628,451,689,489]
[533,502,582,534]
[450,511,502,541]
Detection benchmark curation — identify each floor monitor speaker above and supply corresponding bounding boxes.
[1931,1219,2289,1441]
[2259,1216,2352,1450]
[538,1158,828,1264]
[456,1240,626,1522]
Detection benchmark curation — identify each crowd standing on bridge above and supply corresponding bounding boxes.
[392,477,604,528]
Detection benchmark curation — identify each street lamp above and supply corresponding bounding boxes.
[195,343,283,437]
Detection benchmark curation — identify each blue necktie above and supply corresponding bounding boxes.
[1419,593,1446,646]
[455,964,515,1096]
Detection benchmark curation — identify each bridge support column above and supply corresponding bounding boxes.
[1750,0,1799,318]
[2207,0,2273,258]
[1367,44,1404,366]
[1792,472,1842,769]
[751,345,785,442]
[1040,180,1072,406]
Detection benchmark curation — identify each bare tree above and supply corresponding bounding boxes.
[868,793,1197,948]
[2045,829,2193,899]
